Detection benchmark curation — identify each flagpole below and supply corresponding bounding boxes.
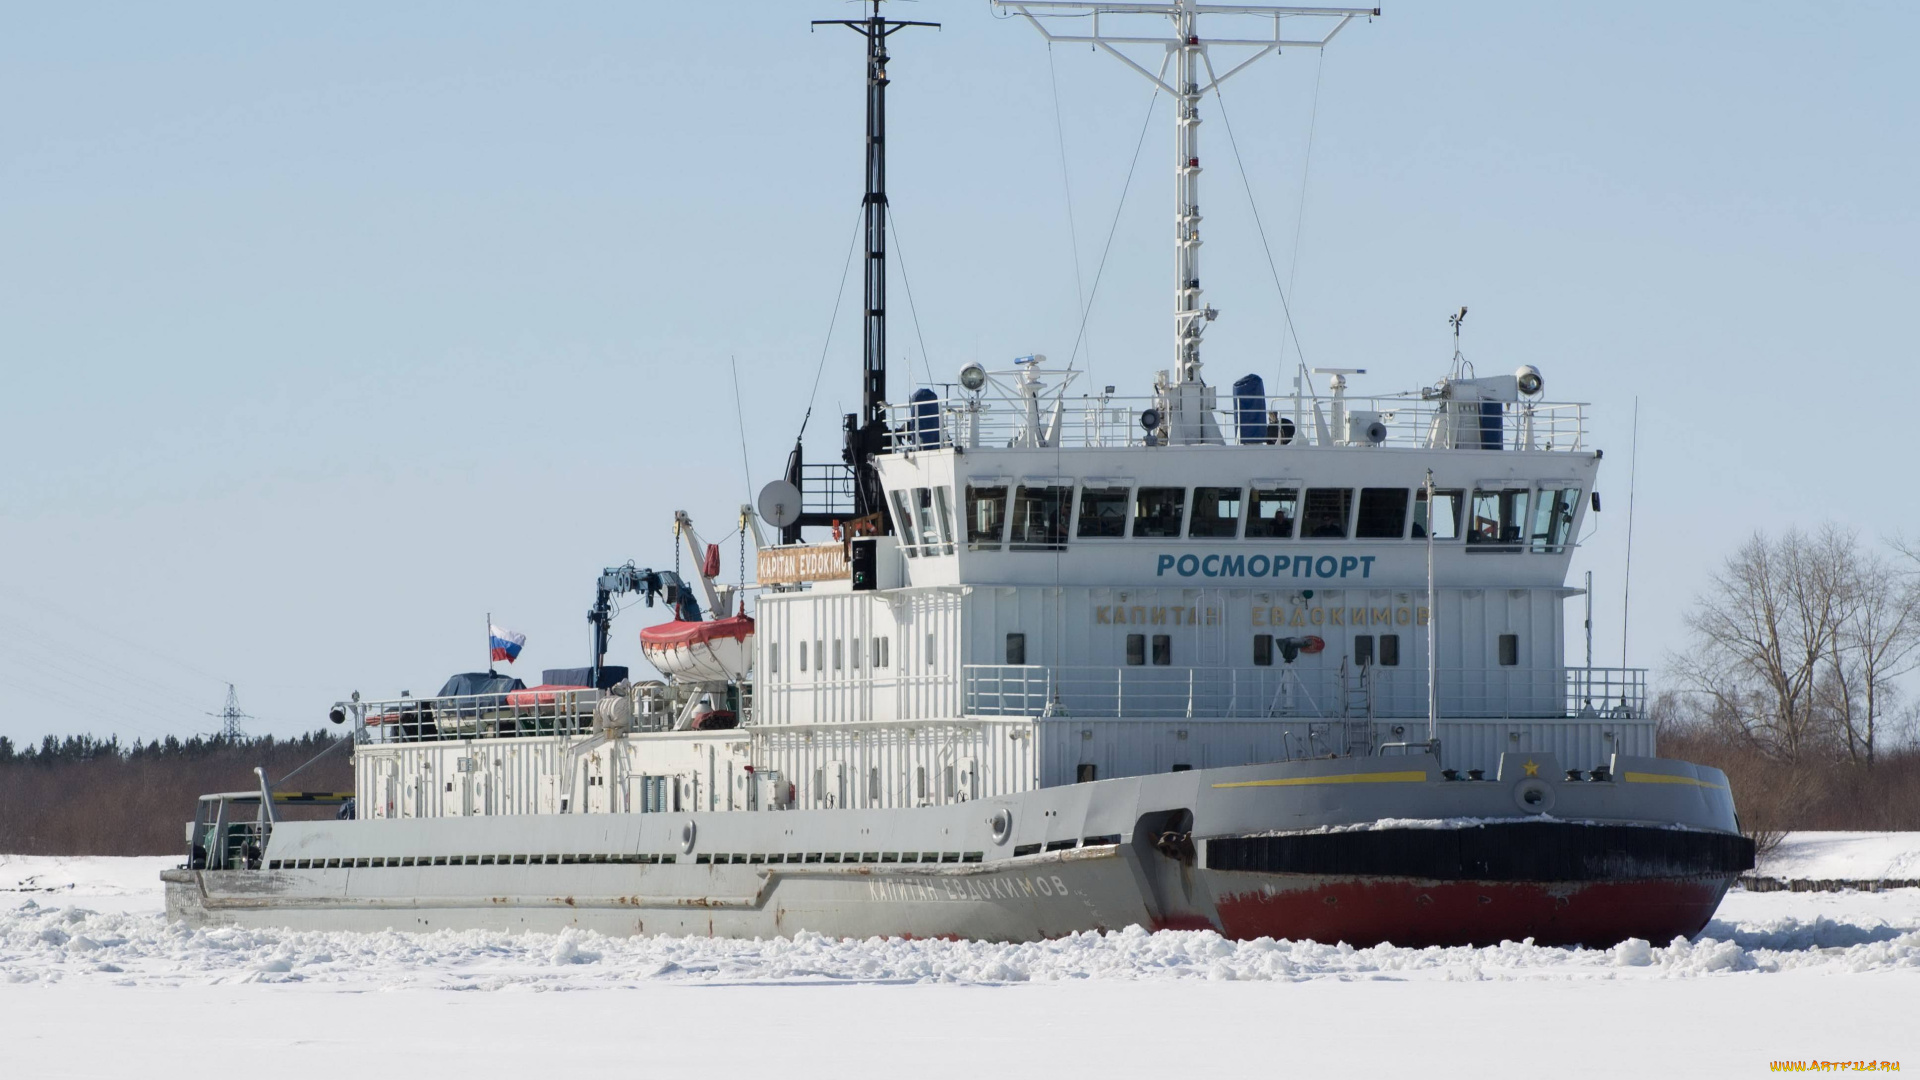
[487,611,495,675]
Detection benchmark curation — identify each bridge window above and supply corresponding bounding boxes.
[1133,487,1186,538]
[1077,486,1129,537]
[891,490,921,558]
[1126,634,1145,666]
[1380,634,1401,666]
[1353,634,1374,667]
[799,642,808,672]
[832,640,843,670]
[1413,488,1464,540]
[1152,634,1171,666]
[1005,633,1026,665]
[1498,634,1519,666]
[1245,487,1298,539]
[966,485,1008,551]
[1302,488,1353,538]
[914,488,940,555]
[1355,488,1409,539]
[1011,485,1072,551]
[850,638,860,669]
[1189,487,1243,538]
[1253,634,1273,666]
[769,643,779,675]
[934,487,957,554]
[1469,488,1530,549]
[1531,486,1581,553]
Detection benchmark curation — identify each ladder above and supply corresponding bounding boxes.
[1339,659,1375,756]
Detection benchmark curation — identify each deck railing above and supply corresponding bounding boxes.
[345,689,607,743]
[882,393,1586,454]
[961,664,1644,721]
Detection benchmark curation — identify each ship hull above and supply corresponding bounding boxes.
[164,752,1753,947]
[1205,875,1732,947]
[163,856,1736,948]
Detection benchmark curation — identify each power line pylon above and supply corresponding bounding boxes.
[210,683,251,740]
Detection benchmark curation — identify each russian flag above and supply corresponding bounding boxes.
[489,624,526,664]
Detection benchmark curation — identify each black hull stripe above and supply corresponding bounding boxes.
[1206,823,1755,882]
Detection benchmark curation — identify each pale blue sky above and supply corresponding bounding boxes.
[4,1,1915,741]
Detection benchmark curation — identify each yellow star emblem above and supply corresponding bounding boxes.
[1523,759,1540,777]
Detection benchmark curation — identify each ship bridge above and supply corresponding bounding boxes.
[748,362,1644,804]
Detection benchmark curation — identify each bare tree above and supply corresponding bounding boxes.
[1672,526,1859,762]
[1822,548,1920,765]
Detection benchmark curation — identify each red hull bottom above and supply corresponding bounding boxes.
[1207,875,1735,948]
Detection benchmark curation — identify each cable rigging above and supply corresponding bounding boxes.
[1279,51,1327,373]
[1203,52,1312,377]
[1046,44,1092,375]
[1064,66,1168,371]
[796,203,870,441]
[883,204,936,391]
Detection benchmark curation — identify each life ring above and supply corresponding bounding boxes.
[1513,778,1555,814]
[989,807,1014,845]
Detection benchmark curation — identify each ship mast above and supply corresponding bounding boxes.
[815,2,938,525]
[995,2,1375,397]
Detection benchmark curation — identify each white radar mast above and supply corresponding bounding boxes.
[994,1,1376,442]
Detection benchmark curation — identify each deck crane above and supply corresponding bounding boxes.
[673,505,762,621]
[588,563,698,691]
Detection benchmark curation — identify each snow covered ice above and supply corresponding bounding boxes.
[3,850,1918,1078]
[7,890,1920,990]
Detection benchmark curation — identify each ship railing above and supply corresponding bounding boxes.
[881,393,1586,454]
[186,765,278,871]
[961,664,1645,721]
[186,792,271,871]
[344,688,604,744]
[1565,666,1648,719]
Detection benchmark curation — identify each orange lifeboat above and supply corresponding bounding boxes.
[639,614,754,682]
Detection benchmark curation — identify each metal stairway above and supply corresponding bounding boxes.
[1339,660,1375,756]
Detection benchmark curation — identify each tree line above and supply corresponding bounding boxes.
[0,730,353,856]
[5,527,1915,858]
[1665,526,1920,850]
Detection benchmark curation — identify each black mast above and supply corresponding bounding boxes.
[794,2,935,539]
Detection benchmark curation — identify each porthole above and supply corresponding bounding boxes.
[989,807,1014,845]
[1512,778,1555,814]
